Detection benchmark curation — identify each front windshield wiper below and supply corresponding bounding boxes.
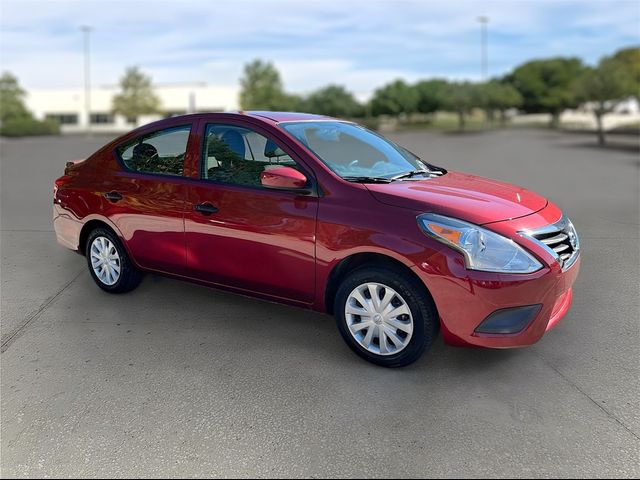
[343,176,393,184]
[390,170,433,181]
[397,146,447,176]
[344,170,433,184]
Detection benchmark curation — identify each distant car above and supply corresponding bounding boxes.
[53,112,580,367]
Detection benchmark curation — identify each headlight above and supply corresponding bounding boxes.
[417,213,543,274]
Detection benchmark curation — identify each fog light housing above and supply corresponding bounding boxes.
[475,305,542,335]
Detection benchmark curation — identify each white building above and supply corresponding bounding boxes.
[25,83,239,133]
[511,96,640,130]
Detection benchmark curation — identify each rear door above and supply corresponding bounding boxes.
[184,120,318,303]
[102,124,194,274]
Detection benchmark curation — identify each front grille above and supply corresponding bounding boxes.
[526,216,580,270]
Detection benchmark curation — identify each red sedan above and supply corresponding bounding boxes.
[53,112,580,367]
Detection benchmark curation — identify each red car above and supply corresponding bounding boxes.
[53,112,580,367]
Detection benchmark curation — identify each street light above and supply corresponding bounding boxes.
[477,16,489,81]
[80,25,92,133]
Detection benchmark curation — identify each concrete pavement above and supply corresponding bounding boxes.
[1,129,638,478]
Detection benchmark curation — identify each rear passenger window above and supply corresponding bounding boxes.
[202,124,296,187]
[117,126,191,176]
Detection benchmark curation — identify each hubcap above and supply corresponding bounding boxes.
[345,282,414,356]
[90,236,121,286]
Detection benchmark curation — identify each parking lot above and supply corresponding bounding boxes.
[1,128,638,478]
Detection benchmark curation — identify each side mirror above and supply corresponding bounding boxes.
[260,166,308,190]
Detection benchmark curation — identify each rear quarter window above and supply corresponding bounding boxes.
[116,126,191,176]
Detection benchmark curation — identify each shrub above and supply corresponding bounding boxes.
[356,116,380,131]
[0,117,60,137]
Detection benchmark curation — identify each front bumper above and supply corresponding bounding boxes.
[414,255,579,348]
[410,202,580,349]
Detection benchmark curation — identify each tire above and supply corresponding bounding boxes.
[85,227,143,293]
[334,266,439,367]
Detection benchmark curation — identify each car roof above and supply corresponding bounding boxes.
[244,111,333,123]
[155,111,333,125]
[122,111,337,140]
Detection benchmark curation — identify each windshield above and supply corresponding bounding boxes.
[280,121,434,181]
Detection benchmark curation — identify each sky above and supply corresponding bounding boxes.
[1,0,639,99]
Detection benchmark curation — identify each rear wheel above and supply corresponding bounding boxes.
[86,228,142,293]
[334,267,438,367]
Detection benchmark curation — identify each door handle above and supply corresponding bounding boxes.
[104,191,123,202]
[194,203,219,215]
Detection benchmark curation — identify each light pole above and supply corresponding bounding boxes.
[477,16,489,81]
[81,25,92,133]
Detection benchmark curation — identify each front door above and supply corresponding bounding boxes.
[184,122,318,303]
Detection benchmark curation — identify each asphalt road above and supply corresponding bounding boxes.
[1,129,638,478]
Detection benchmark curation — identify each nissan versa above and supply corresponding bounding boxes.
[53,112,580,367]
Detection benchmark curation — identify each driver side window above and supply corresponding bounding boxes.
[117,125,191,176]
[202,124,297,187]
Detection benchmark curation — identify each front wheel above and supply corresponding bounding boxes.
[86,227,142,293]
[334,267,439,367]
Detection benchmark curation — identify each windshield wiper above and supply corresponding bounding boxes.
[390,170,432,181]
[343,176,393,184]
[343,168,441,184]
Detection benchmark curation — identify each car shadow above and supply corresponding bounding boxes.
[123,273,531,379]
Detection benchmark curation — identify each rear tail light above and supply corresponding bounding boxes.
[55,159,84,201]
[54,175,72,202]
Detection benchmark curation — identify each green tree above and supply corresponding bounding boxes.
[508,57,585,127]
[440,82,478,130]
[0,72,59,136]
[574,57,634,145]
[283,93,305,112]
[413,79,449,116]
[239,60,294,111]
[476,80,522,126]
[112,66,161,126]
[0,72,30,124]
[302,85,363,117]
[608,47,640,98]
[370,79,419,117]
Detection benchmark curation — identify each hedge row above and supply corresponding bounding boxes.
[0,117,60,137]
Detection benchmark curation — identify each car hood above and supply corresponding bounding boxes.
[365,170,548,225]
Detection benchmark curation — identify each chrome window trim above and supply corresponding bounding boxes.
[519,215,580,271]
